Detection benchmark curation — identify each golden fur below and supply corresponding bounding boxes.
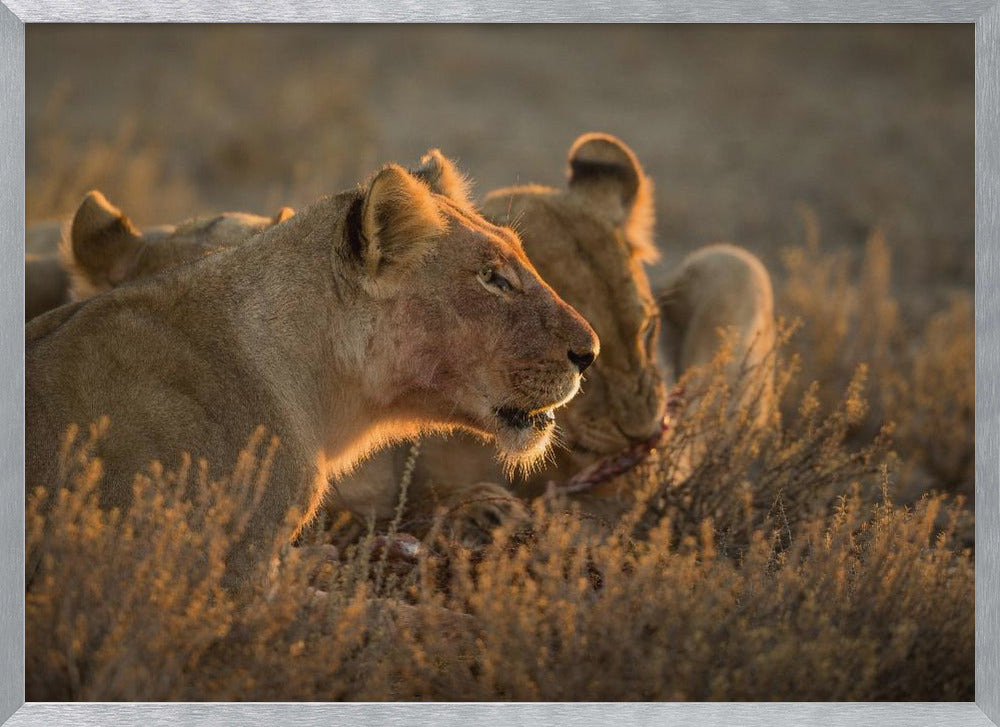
[24,202,293,321]
[26,161,597,586]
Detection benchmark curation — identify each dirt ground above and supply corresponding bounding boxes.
[26,24,972,328]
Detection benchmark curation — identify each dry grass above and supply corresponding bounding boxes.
[26,316,974,700]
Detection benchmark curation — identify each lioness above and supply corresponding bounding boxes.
[39,134,775,542]
[27,161,599,586]
[24,206,294,321]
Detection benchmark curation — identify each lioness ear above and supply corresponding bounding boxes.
[567,133,658,262]
[273,206,295,224]
[63,190,144,300]
[359,164,446,278]
[411,148,474,208]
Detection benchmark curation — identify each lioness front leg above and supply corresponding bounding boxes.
[221,445,325,593]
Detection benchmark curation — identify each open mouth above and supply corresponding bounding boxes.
[495,405,556,432]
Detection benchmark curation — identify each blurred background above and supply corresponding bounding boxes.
[26,24,972,330]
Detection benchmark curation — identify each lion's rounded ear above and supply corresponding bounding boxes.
[359,164,446,279]
[63,190,144,299]
[273,206,295,224]
[567,133,658,262]
[411,148,474,208]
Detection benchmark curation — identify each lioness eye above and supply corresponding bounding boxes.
[479,265,513,293]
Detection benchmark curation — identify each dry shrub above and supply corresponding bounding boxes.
[885,297,975,497]
[444,486,971,701]
[27,422,284,700]
[26,423,466,701]
[778,207,974,501]
[26,372,973,700]
[635,332,880,533]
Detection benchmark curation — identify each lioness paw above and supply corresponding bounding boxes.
[442,482,531,549]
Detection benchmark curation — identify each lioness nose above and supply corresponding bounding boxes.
[568,348,596,373]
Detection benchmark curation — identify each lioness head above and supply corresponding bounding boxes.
[349,162,599,467]
[64,191,293,301]
[480,134,666,472]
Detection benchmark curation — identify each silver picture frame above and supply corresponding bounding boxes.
[1,3,997,725]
